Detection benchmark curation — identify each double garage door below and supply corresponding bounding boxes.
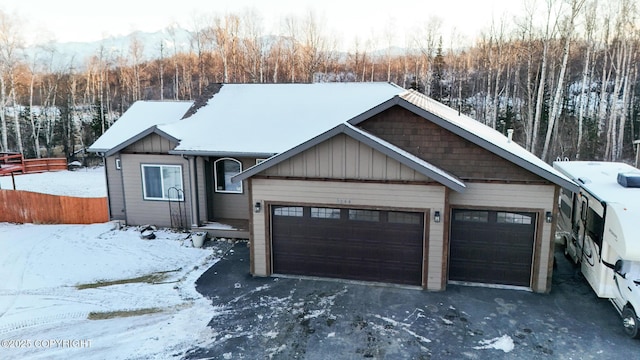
[271,206,536,288]
[271,205,425,286]
[449,209,537,287]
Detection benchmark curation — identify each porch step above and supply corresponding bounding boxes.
[194,219,250,240]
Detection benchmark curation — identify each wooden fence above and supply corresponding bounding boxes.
[23,158,68,173]
[0,153,67,176]
[0,190,108,224]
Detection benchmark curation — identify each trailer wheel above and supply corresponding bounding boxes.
[622,307,640,339]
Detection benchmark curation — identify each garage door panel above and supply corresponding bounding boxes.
[271,205,424,286]
[450,209,535,287]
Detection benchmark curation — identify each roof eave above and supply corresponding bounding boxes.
[169,149,276,158]
[99,126,181,157]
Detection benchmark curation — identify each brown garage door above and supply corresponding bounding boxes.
[271,205,424,286]
[449,209,536,287]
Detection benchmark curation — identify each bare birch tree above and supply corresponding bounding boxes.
[541,0,585,161]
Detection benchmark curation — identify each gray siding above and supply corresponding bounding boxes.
[196,157,208,223]
[125,133,178,153]
[105,155,126,220]
[263,134,431,182]
[210,157,253,220]
[120,153,191,227]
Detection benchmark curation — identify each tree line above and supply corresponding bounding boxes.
[0,0,638,164]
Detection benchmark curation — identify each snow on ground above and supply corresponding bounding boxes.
[0,223,227,359]
[0,168,227,359]
[0,167,106,197]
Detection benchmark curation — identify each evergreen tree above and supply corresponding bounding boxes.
[430,37,448,103]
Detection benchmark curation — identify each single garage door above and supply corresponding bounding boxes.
[271,205,424,286]
[449,209,536,287]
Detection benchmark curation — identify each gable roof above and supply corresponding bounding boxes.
[348,90,578,192]
[233,122,466,192]
[161,82,405,157]
[88,100,193,155]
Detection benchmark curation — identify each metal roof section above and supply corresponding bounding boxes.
[233,123,466,193]
[348,90,579,192]
[87,100,193,154]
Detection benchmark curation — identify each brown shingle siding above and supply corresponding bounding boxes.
[359,106,544,182]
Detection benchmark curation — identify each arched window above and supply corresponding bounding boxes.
[214,158,242,193]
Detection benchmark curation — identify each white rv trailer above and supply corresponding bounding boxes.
[554,161,640,338]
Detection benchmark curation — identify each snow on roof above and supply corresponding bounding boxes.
[161,83,404,156]
[553,161,640,205]
[88,101,193,153]
[392,91,578,191]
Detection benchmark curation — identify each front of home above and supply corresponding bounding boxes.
[89,83,576,293]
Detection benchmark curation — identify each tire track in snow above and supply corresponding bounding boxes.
[0,226,57,320]
[0,312,89,334]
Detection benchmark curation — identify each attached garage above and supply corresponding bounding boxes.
[234,90,578,293]
[449,209,536,287]
[271,205,425,286]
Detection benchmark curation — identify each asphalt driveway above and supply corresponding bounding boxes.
[186,241,638,359]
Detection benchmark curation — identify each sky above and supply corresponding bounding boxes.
[2,0,524,48]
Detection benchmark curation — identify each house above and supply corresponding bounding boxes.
[88,83,405,237]
[89,83,576,293]
[232,90,578,293]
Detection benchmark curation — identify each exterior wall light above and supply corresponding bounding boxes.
[546,211,553,223]
[434,211,441,223]
[254,201,261,213]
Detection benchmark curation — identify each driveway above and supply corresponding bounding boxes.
[186,241,638,359]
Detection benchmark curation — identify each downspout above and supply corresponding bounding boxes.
[188,156,200,228]
[102,153,113,220]
[119,155,127,224]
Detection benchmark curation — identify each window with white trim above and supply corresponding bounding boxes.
[214,158,242,193]
[141,164,184,201]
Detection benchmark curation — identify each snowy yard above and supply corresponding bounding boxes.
[0,167,106,197]
[0,168,227,359]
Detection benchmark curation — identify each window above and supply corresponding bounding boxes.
[311,207,341,219]
[454,210,489,223]
[586,208,604,247]
[388,211,422,225]
[273,207,303,217]
[215,158,242,193]
[497,212,533,225]
[348,209,380,222]
[141,164,183,201]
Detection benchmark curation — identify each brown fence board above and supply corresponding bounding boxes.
[0,190,108,224]
[23,158,67,173]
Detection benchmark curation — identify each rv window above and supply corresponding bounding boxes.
[560,200,572,219]
[586,208,604,248]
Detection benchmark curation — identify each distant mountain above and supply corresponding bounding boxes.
[25,27,193,70]
[25,27,409,71]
